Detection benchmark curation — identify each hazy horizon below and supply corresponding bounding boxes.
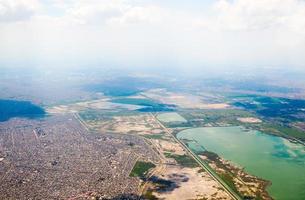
[1,2,305,199]
[1,0,305,71]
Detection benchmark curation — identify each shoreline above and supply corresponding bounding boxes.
[199,151,273,200]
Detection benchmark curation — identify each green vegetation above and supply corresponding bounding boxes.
[275,125,305,140]
[79,109,113,121]
[177,126,305,200]
[143,190,158,200]
[129,161,156,178]
[164,121,193,128]
[157,112,187,123]
[246,122,305,141]
[112,98,158,106]
[191,93,305,143]
[79,109,137,121]
[178,109,254,127]
[219,173,240,196]
[231,94,305,122]
[164,153,199,168]
[142,134,167,140]
[172,94,305,143]
[219,173,264,200]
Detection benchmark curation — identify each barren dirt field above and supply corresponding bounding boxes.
[237,117,262,123]
[47,98,141,114]
[142,89,230,109]
[153,166,231,200]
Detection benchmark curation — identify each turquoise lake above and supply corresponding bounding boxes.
[177,126,305,200]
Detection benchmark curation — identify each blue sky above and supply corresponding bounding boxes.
[0,0,304,70]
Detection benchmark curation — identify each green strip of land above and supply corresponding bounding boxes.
[130,161,156,178]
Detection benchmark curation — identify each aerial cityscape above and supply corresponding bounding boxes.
[1,0,305,200]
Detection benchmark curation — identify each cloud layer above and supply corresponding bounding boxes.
[0,0,40,22]
[0,0,304,70]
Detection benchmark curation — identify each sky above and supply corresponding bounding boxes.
[0,0,305,71]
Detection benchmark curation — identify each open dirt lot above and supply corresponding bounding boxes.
[142,89,230,109]
[153,166,232,200]
[46,98,142,114]
[237,117,262,123]
[154,139,185,155]
[87,114,165,136]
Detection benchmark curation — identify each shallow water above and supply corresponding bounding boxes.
[177,126,305,200]
[157,112,187,123]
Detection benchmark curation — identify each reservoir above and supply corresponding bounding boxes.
[177,126,305,200]
[0,99,45,122]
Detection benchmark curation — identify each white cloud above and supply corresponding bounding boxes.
[59,0,167,26]
[64,0,128,25]
[108,5,166,25]
[207,0,305,33]
[0,0,40,22]
[0,0,304,70]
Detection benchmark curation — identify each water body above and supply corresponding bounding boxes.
[157,112,187,123]
[111,98,176,112]
[0,99,45,122]
[177,126,305,200]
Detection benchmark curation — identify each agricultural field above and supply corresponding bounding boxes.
[130,161,156,178]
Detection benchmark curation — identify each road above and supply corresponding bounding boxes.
[151,113,243,200]
[74,110,242,200]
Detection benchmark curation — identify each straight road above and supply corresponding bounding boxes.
[151,113,242,200]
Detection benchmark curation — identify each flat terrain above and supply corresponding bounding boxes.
[1,73,305,200]
[177,126,305,200]
[154,166,231,200]
[0,114,158,199]
[74,105,235,200]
